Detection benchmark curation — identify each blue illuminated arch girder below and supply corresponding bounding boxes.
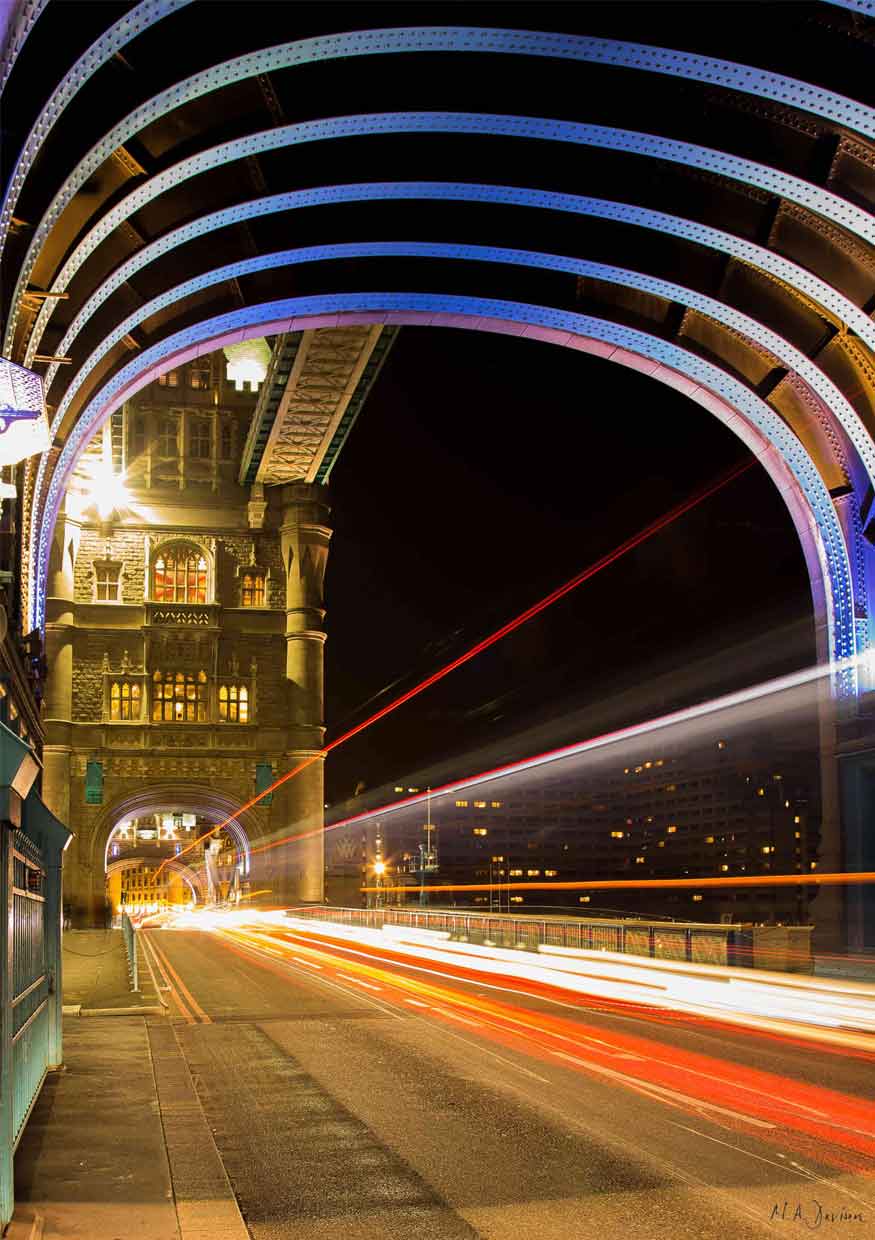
[5,18,874,345]
[31,191,875,632]
[30,292,858,700]
[42,181,875,401]
[16,111,875,364]
[41,240,867,502]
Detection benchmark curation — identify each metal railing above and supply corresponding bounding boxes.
[290,906,812,971]
[121,912,138,992]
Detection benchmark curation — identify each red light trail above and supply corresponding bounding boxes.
[161,457,753,873]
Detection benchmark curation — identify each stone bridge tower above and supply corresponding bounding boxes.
[41,355,331,923]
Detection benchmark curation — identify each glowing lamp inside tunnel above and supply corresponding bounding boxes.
[223,338,270,391]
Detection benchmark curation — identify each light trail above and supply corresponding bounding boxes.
[361,870,875,895]
[241,653,861,889]
[196,914,875,1177]
[159,458,753,875]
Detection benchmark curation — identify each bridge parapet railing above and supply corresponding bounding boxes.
[293,906,812,972]
[121,912,138,991]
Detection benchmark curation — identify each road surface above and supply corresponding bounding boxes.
[141,922,874,1240]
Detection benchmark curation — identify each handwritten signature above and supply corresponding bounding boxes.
[770,1202,865,1229]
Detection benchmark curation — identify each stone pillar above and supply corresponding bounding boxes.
[279,483,331,903]
[42,508,85,921]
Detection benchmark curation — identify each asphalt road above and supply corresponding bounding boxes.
[143,925,874,1240]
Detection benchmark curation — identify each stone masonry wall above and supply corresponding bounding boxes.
[217,533,285,609]
[74,527,145,604]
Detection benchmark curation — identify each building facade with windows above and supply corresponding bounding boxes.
[42,357,330,923]
[342,730,820,927]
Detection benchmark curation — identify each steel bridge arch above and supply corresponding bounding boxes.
[28,292,859,699]
[16,108,875,366]
[4,18,875,347]
[38,180,875,408]
[38,240,869,495]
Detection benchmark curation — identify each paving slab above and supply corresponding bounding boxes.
[62,929,162,1011]
[13,1017,179,1240]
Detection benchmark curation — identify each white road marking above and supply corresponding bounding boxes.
[435,1009,482,1027]
[550,1051,776,1129]
[337,973,381,991]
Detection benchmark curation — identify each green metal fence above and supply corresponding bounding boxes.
[1,771,70,1227]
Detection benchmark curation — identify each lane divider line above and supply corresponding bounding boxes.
[142,933,195,1024]
[138,932,169,1010]
[147,933,212,1024]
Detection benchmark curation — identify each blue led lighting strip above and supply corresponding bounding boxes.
[0,0,50,98]
[0,0,191,255]
[43,181,875,407]
[822,0,875,13]
[43,241,866,498]
[31,292,856,697]
[5,23,872,346]
[15,110,875,364]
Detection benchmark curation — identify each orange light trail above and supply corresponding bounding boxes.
[209,919,875,1177]
[360,870,875,895]
[159,458,753,876]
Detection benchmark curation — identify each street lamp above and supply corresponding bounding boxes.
[373,858,386,908]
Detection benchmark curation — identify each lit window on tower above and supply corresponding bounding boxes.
[241,572,265,607]
[152,670,208,722]
[94,562,121,601]
[219,684,249,723]
[153,547,207,603]
[110,681,141,720]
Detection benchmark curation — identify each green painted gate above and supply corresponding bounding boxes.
[0,724,70,1226]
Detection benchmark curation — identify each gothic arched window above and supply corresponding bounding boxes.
[152,545,208,604]
[241,572,265,607]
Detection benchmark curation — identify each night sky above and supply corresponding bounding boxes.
[323,326,814,803]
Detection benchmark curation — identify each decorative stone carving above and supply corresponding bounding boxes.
[256,327,383,485]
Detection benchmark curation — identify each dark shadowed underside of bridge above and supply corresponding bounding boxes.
[3,1,875,942]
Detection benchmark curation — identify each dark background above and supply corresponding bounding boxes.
[323,326,814,803]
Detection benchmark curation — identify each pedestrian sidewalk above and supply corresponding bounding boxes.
[12,1017,181,1240]
[61,929,164,1013]
[10,931,249,1240]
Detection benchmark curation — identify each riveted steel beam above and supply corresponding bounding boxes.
[29,291,857,699]
[40,182,875,410]
[15,111,875,365]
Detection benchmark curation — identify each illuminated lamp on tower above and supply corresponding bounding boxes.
[223,339,271,391]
